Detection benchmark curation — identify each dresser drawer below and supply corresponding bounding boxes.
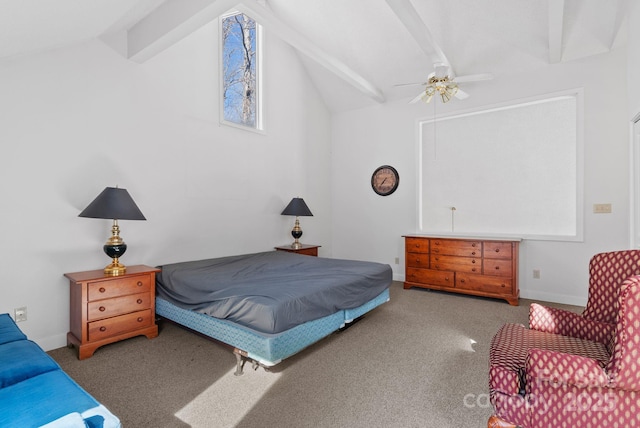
[430,255,481,274]
[483,242,513,260]
[88,274,151,301]
[405,238,430,254]
[406,268,454,287]
[406,253,430,268]
[483,259,513,277]
[456,273,512,294]
[430,239,482,257]
[87,292,151,321]
[88,309,153,342]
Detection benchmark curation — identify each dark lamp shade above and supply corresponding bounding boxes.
[78,187,146,220]
[281,198,313,217]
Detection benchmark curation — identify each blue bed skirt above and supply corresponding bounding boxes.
[156,288,389,366]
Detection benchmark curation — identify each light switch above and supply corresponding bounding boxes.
[593,204,612,214]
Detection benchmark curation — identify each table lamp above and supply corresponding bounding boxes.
[281,197,313,249]
[79,186,146,276]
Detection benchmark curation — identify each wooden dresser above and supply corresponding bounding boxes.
[65,265,160,359]
[403,235,520,305]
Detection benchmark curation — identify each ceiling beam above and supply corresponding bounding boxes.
[609,0,629,48]
[127,0,240,63]
[236,1,385,103]
[126,0,384,103]
[548,0,565,63]
[384,0,449,68]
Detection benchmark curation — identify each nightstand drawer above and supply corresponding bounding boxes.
[87,292,151,321]
[88,274,151,301]
[88,309,152,342]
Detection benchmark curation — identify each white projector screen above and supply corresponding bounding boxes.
[419,93,581,240]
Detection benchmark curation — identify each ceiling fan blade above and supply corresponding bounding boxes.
[409,91,426,104]
[394,82,426,87]
[454,88,469,100]
[454,73,493,83]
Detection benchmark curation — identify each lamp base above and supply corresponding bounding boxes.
[103,236,127,276]
[104,258,126,276]
[290,217,303,249]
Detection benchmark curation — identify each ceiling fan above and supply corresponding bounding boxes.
[398,63,493,104]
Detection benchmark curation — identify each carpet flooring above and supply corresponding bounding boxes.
[48,281,580,428]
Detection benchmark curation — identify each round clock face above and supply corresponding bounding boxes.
[371,165,399,196]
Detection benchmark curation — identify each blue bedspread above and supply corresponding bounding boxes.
[156,251,392,334]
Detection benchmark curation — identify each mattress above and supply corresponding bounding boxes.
[156,251,392,334]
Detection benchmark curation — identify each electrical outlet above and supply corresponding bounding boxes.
[533,270,541,279]
[14,307,27,322]
[394,257,400,265]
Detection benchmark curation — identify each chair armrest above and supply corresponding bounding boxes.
[526,348,609,390]
[529,303,614,345]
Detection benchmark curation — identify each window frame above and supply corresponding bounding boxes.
[416,89,584,241]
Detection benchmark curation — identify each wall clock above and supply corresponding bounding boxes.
[371,165,399,196]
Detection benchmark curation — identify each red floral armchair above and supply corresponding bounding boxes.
[488,250,640,427]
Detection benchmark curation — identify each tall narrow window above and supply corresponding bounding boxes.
[221,12,261,130]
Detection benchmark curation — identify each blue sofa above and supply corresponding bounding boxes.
[0,313,121,428]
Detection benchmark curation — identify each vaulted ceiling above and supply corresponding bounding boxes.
[0,0,628,112]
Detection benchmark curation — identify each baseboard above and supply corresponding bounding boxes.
[37,333,68,352]
[519,290,586,307]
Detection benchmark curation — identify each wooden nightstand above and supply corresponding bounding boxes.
[64,265,160,359]
[275,244,321,257]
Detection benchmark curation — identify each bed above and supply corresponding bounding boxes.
[155,251,391,374]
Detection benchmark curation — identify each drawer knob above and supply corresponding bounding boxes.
[137,299,143,304]
[99,287,106,293]
[472,243,477,247]
[495,248,500,253]
[99,326,106,332]
[501,284,506,288]
[472,259,476,264]
[137,281,143,287]
[495,266,500,270]
[137,317,144,322]
[471,251,476,256]
[472,268,477,272]
[435,264,440,269]
[99,306,106,312]
[433,249,439,253]
[460,279,465,283]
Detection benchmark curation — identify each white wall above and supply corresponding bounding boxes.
[629,1,640,120]
[0,21,332,350]
[332,48,629,306]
